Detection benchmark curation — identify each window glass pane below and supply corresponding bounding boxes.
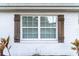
[23,34,38,38]
[22,28,38,38]
[28,16,32,21]
[41,28,56,34]
[40,16,56,27]
[41,34,56,38]
[22,16,27,27]
[22,16,38,27]
[40,28,56,38]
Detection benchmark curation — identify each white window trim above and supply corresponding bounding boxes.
[20,15,58,41]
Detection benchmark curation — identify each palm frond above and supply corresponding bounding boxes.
[6,36,9,47]
[71,39,79,47]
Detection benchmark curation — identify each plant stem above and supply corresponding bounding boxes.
[0,51,3,56]
[78,52,79,56]
[7,47,11,56]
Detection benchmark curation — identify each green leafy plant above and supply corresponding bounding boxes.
[71,39,79,56]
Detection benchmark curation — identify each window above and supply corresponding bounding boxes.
[21,16,57,40]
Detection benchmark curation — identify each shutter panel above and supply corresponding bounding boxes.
[14,14,20,42]
[58,15,64,43]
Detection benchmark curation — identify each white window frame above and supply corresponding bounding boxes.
[20,14,58,41]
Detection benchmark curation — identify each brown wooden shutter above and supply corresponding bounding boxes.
[58,15,64,43]
[14,14,20,42]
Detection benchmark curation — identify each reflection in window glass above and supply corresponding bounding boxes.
[23,28,38,38]
[22,16,38,27]
[41,28,56,38]
[40,16,57,38]
[22,16,38,38]
[40,16,56,27]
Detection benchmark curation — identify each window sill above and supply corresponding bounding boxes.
[20,40,58,44]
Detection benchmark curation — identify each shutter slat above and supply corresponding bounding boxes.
[58,15,64,43]
[14,14,20,42]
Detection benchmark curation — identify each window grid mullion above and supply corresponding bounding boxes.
[38,16,40,40]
